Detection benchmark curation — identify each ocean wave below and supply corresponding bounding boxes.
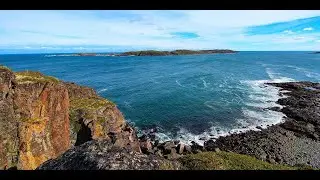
[175,79,185,87]
[286,65,320,81]
[97,88,108,93]
[152,71,293,146]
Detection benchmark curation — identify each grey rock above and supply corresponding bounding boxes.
[176,143,185,154]
[37,140,181,170]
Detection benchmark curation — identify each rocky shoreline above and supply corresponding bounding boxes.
[204,82,320,168]
[1,65,319,170]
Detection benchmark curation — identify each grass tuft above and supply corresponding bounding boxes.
[0,65,12,71]
[15,71,59,84]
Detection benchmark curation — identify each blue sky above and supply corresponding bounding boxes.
[0,10,320,53]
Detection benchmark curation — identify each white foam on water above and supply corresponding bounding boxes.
[175,79,185,87]
[123,101,132,109]
[97,88,108,93]
[143,67,296,146]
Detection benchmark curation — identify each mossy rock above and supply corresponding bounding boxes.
[159,161,179,170]
[0,65,12,72]
[19,117,43,123]
[179,151,297,170]
[70,97,115,111]
[15,71,59,84]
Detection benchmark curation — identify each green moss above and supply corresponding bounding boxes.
[15,71,59,84]
[0,65,12,71]
[69,97,114,133]
[69,111,81,133]
[293,164,314,170]
[70,97,115,111]
[179,151,297,170]
[19,117,42,123]
[97,116,106,124]
[159,161,177,170]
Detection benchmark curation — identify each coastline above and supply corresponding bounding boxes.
[1,65,319,169]
[204,81,320,168]
[46,49,237,57]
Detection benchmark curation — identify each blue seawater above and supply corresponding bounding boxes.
[1,52,319,145]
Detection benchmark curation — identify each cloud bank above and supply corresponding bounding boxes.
[0,10,320,53]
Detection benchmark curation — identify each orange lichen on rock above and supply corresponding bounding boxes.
[13,72,70,170]
[0,67,141,169]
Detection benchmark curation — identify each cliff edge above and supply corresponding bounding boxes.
[0,66,140,170]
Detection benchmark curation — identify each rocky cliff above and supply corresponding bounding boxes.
[2,65,319,170]
[0,66,140,170]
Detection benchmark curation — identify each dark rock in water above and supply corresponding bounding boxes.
[191,141,204,153]
[139,134,148,141]
[266,106,281,112]
[174,140,180,145]
[256,126,263,130]
[37,140,181,170]
[199,137,206,141]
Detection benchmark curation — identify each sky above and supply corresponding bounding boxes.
[0,10,320,54]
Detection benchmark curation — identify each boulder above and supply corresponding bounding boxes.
[37,140,181,170]
[176,143,185,154]
[140,138,153,154]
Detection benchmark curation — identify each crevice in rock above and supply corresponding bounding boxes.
[107,132,116,144]
[75,118,93,146]
[7,166,17,170]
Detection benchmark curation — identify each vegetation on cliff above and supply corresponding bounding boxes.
[0,65,12,72]
[70,97,115,110]
[15,71,59,84]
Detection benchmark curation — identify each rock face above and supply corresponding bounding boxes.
[0,66,141,169]
[0,67,18,169]
[65,82,141,152]
[204,82,320,168]
[37,139,181,170]
[0,69,71,170]
[15,76,70,170]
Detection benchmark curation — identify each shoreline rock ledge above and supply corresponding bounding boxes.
[204,81,320,168]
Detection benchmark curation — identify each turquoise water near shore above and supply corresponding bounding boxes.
[1,51,319,145]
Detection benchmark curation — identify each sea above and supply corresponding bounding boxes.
[1,51,319,145]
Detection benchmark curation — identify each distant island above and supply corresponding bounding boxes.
[119,49,237,56]
[48,49,237,57]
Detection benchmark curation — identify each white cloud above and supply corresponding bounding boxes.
[0,10,320,51]
[303,27,314,31]
[283,30,294,34]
